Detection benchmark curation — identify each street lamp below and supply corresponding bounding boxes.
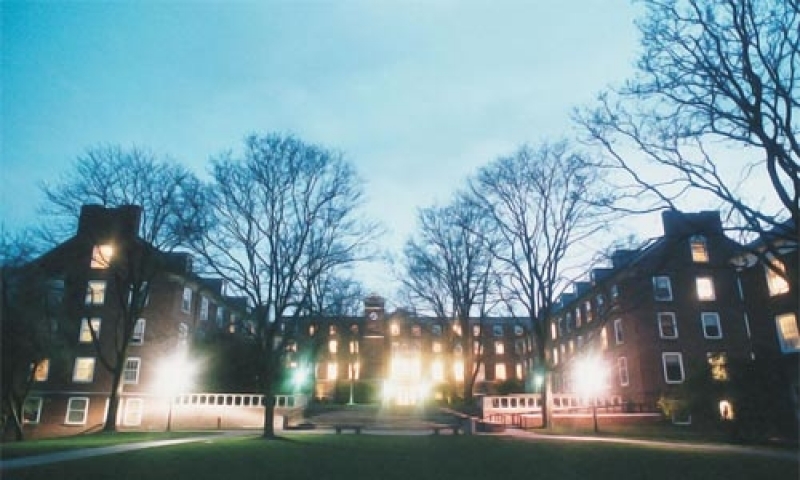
[573,355,607,434]
[155,353,196,432]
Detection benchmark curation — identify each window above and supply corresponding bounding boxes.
[131,318,146,345]
[432,341,442,353]
[696,277,716,301]
[73,357,96,383]
[550,322,557,340]
[23,397,43,424]
[181,287,193,313]
[618,357,629,386]
[33,359,50,382]
[79,317,102,343]
[611,284,619,300]
[552,347,559,365]
[65,397,89,425]
[326,362,338,380]
[689,235,709,263]
[601,327,608,350]
[662,353,685,384]
[349,340,359,354]
[614,318,624,344]
[495,341,505,355]
[85,281,106,305]
[123,357,141,384]
[453,360,465,381]
[390,324,400,336]
[575,308,582,328]
[329,324,338,335]
[328,340,338,354]
[200,297,209,321]
[493,324,504,337]
[472,325,481,337]
[473,341,481,355]
[431,324,443,336]
[452,323,462,336]
[766,259,790,296]
[216,306,225,328]
[412,324,422,337]
[431,361,445,382]
[350,324,359,334]
[707,352,728,381]
[652,276,673,301]
[516,363,524,380]
[91,244,114,269]
[585,301,593,323]
[514,325,524,336]
[123,398,143,426]
[701,312,723,339]
[495,363,507,381]
[776,313,800,353]
[178,322,189,346]
[658,312,678,339]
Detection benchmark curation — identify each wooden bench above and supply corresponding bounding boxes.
[334,425,363,434]
[431,424,461,435]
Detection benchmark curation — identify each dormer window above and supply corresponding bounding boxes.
[690,235,709,263]
[91,244,113,269]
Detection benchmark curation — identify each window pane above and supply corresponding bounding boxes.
[79,318,101,343]
[707,352,728,381]
[690,236,709,263]
[776,313,800,353]
[66,398,89,424]
[653,276,673,301]
[131,318,146,345]
[614,319,624,344]
[23,397,43,424]
[662,353,684,383]
[33,359,50,382]
[91,244,114,269]
[181,287,192,312]
[766,260,790,296]
[85,281,106,305]
[73,357,96,382]
[618,357,629,386]
[702,313,723,339]
[123,358,140,384]
[658,313,678,339]
[696,277,715,301]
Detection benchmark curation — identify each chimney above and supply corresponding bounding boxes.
[77,204,142,240]
[662,210,723,238]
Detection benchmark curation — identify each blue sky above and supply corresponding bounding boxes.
[1,0,643,293]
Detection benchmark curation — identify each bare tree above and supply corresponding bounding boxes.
[468,141,613,428]
[38,146,206,432]
[575,0,798,281]
[400,197,500,401]
[189,133,377,439]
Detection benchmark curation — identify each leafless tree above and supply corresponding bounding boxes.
[468,141,613,428]
[189,133,378,439]
[575,0,798,284]
[38,145,206,432]
[400,197,501,401]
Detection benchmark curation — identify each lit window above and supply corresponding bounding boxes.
[181,287,193,313]
[33,359,50,382]
[432,341,442,353]
[766,259,790,296]
[707,352,728,381]
[453,360,465,381]
[618,356,629,386]
[719,400,734,421]
[614,318,624,344]
[123,357,141,384]
[550,322,557,340]
[390,323,400,336]
[652,276,673,301]
[701,312,723,339]
[131,318,146,345]
[601,327,608,350]
[91,244,113,269]
[65,397,89,425]
[472,325,481,337]
[495,341,505,355]
[776,313,800,353]
[431,360,445,382]
[329,324,338,335]
[696,277,715,301]
[349,340,359,354]
[123,398,143,426]
[23,397,43,424]
[200,297,209,321]
[662,352,685,384]
[85,281,106,305]
[658,312,678,339]
[308,324,316,336]
[516,363,523,380]
[585,300,593,322]
[495,363,507,381]
[689,236,709,263]
[452,323,462,336]
[348,362,360,380]
[327,362,338,380]
[328,340,338,354]
[552,348,559,365]
[79,317,101,343]
[73,357,96,383]
[473,341,481,355]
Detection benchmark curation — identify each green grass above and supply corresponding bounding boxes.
[3,433,798,480]
[0,432,204,460]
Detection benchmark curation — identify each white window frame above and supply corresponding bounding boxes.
[613,318,624,344]
[200,296,209,321]
[657,312,678,339]
[65,397,90,425]
[696,276,716,301]
[123,357,141,384]
[131,318,146,345]
[701,312,723,339]
[123,398,144,426]
[23,397,43,424]
[618,356,629,386]
[652,276,673,301]
[79,317,102,343]
[72,357,96,383]
[776,313,800,353]
[662,352,685,384]
[181,287,193,313]
[85,280,106,306]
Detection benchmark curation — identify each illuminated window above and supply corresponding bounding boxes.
[33,359,49,382]
[472,325,481,337]
[85,281,106,305]
[696,277,715,301]
[327,362,338,380]
[618,356,629,386]
[131,318,146,345]
[766,259,790,296]
[707,352,728,381]
[601,327,608,350]
[432,341,442,353]
[178,322,189,346]
[73,357,95,383]
[431,360,445,382]
[452,323,462,336]
[390,323,400,336]
[123,398,143,426]
[719,400,734,420]
[495,341,505,355]
[701,312,723,339]
[329,324,337,335]
[123,357,141,384]
[348,362,360,380]
[550,322,557,340]
[65,397,89,425]
[614,318,624,344]
[79,317,101,343]
[495,363,507,381]
[585,301,593,323]
[776,313,800,353]
[652,276,673,301]
[516,363,523,380]
[328,340,338,354]
[308,324,316,336]
[200,297,209,321]
[473,341,481,355]
[181,287,192,313]
[349,340,359,354]
[91,244,113,269]
[575,308,582,328]
[657,312,678,339]
[689,236,709,263]
[453,360,465,381]
[662,352,685,384]
[552,348,559,365]
[23,397,42,424]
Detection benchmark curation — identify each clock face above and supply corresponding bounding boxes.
[368,311,378,321]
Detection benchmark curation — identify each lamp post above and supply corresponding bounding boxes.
[573,356,607,434]
[156,353,196,432]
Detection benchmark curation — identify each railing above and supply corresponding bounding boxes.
[172,393,307,409]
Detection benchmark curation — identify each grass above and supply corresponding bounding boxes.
[2,433,798,480]
[0,432,204,460]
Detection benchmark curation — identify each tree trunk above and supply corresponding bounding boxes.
[261,384,277,439]
[540,373,551,429]
[7,395,25,441]
[103,371,124,433]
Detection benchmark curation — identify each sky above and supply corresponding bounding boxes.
[2,0,647,297]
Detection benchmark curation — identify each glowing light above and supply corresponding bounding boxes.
[155,353,196,396]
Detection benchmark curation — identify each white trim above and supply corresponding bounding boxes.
[701,312,723,339]
[657,312,678,339]
[65,397,90,425]
[662,352,685,384]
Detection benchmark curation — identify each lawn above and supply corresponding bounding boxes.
[3,433,798,480]
[0,432,204,460]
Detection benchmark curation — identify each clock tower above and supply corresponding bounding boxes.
[361,294,386,395]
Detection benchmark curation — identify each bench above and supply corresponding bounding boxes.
[431,424,461,435]
[334,425,363,434]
